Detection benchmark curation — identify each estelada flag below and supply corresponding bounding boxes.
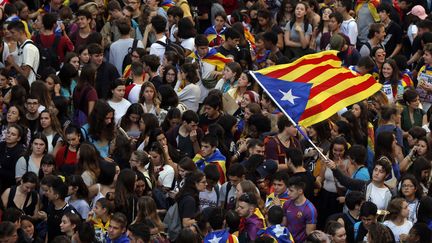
[251,50,382,127]
[189,48,233,70]
[161,0,175,12]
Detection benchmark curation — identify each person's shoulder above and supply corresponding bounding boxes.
[121,98,131,105]
[163,164,175,172]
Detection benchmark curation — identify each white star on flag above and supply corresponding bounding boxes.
[279,89,299,105]
[273,224,286,238]
[208,234,222,243]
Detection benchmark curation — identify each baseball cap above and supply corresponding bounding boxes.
[408,5,428,20]
[256,159,278,179]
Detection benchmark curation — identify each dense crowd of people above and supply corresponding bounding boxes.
[2,0,432,242]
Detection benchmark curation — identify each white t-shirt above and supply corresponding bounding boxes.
[191,51,217,102]
[181,37,195,52]
[407,24,418,44]
[199,187,218,210]
[169,24,178,42]
[341,18,358,46]
[175,82,201,112]
[158,164,175,188]
[45,133,63,154]
[218,182,237,209]
[109,38,144,75]
[18,40,40,84]
[150,35,167,64]
[369,184,390,210]
[127,83,142,104]
[15,156,39,179]
[108,99,132,124]
[383,220,413,242]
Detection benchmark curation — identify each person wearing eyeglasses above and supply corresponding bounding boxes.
[236,192,266,242]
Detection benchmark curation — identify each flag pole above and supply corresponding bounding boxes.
[249,71,329,161]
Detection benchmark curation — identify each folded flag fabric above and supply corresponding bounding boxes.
[189,48,233,70]
[204,229,239,243]
[257,224,294,243]
[204,26,226,47]
[250,50,382,127]
[161,0,175,11]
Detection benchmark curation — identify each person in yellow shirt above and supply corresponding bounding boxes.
[175,0,194,25]
[4,3,31,38]
[88,198,112,243]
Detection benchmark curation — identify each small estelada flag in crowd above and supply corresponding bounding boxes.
[203,229,238,243]
[189,48,233,70]
[250,50,382,128]
[161,0,175,12]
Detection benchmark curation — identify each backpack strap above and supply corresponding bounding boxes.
[353,221,361,240]
[156,40,167,47]
[24,155,30,173]
[62,145,69,161]
[80,126,91,142]
[22,187,33,210]
[215,184,220,203]
[224,182,232,209]
[35,33,42,46]
[364,42,372,56]
[132,39,138,51]
[52,35,61,49]
[52,133,61,147]
[7,186,17,208]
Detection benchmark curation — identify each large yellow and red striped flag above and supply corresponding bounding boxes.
[251,51,382,127]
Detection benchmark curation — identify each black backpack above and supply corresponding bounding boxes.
[122,39,139,73]
[33,33,61,74]
[156,39,185,60]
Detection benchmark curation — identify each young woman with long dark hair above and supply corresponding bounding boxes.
[107,79,131,125]
[1,171,39,217]
[284,1,313,59]
[175,63,201,112]
[0,124,26,192]
[72,64,98,124]
[176,170,207,227]
[66,175,90,219]
[38,109,63,155]
[76,142,101,187]
[82,100,116,160]
[114,168,138,224]
[15,133,48,182]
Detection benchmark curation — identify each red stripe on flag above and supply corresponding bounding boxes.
[293,64,338,82]
[300,77,377,120]
[265,54,340,79]
[206,55,232,63]
[308,72,362,99]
